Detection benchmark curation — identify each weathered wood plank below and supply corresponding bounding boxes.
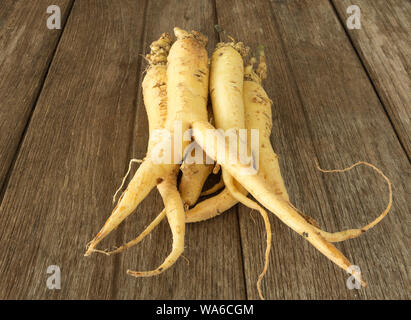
[0,0,73,194]
[216,0,410,299]
[114,0,246,299]
[0,0,147,299]
[332,0,411,158]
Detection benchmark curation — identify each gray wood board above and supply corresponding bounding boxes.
[333,0,411,159]
[0,0,73,194]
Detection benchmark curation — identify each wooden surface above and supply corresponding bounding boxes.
[0,0,409,299]
[332,0,411,159]
[0,0,73,194]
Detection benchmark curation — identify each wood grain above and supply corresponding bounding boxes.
[332,0,411,158]
[0,0,147,299]
[216,0,410,299]
[0,0,409,300]
[114,0,246,300]
[0,0,246,300]
[0,0,73,193]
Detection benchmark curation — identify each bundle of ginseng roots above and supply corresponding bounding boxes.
[85,28,392,300]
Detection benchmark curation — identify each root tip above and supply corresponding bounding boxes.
[127,269,143,277]
[84,249,93,257]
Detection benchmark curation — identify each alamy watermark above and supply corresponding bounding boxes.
[346,265,362,289]
[46,265,61,289]
[347,5,361,30]
[47,5,61,30]
[148,121,259,175]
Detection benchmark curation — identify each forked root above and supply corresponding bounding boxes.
[127,170,185,277]
[97,183,237,255]
[84,160,166,256]
[85,33,174,257]
[93,209,167,256]
[101,184,241,254]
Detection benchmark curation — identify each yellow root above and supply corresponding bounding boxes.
[86,27,209,263]
[128,168,185,277]
[126,28,209,274]
[85,160,169,256]
[85,33,174,256]
[185,187,238,223]
[179,101,217,208]
[207,40,274,299]
[179,160,213,207]
[244,56,289,201]
[94,209,167,256]
[125,28,209,275]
